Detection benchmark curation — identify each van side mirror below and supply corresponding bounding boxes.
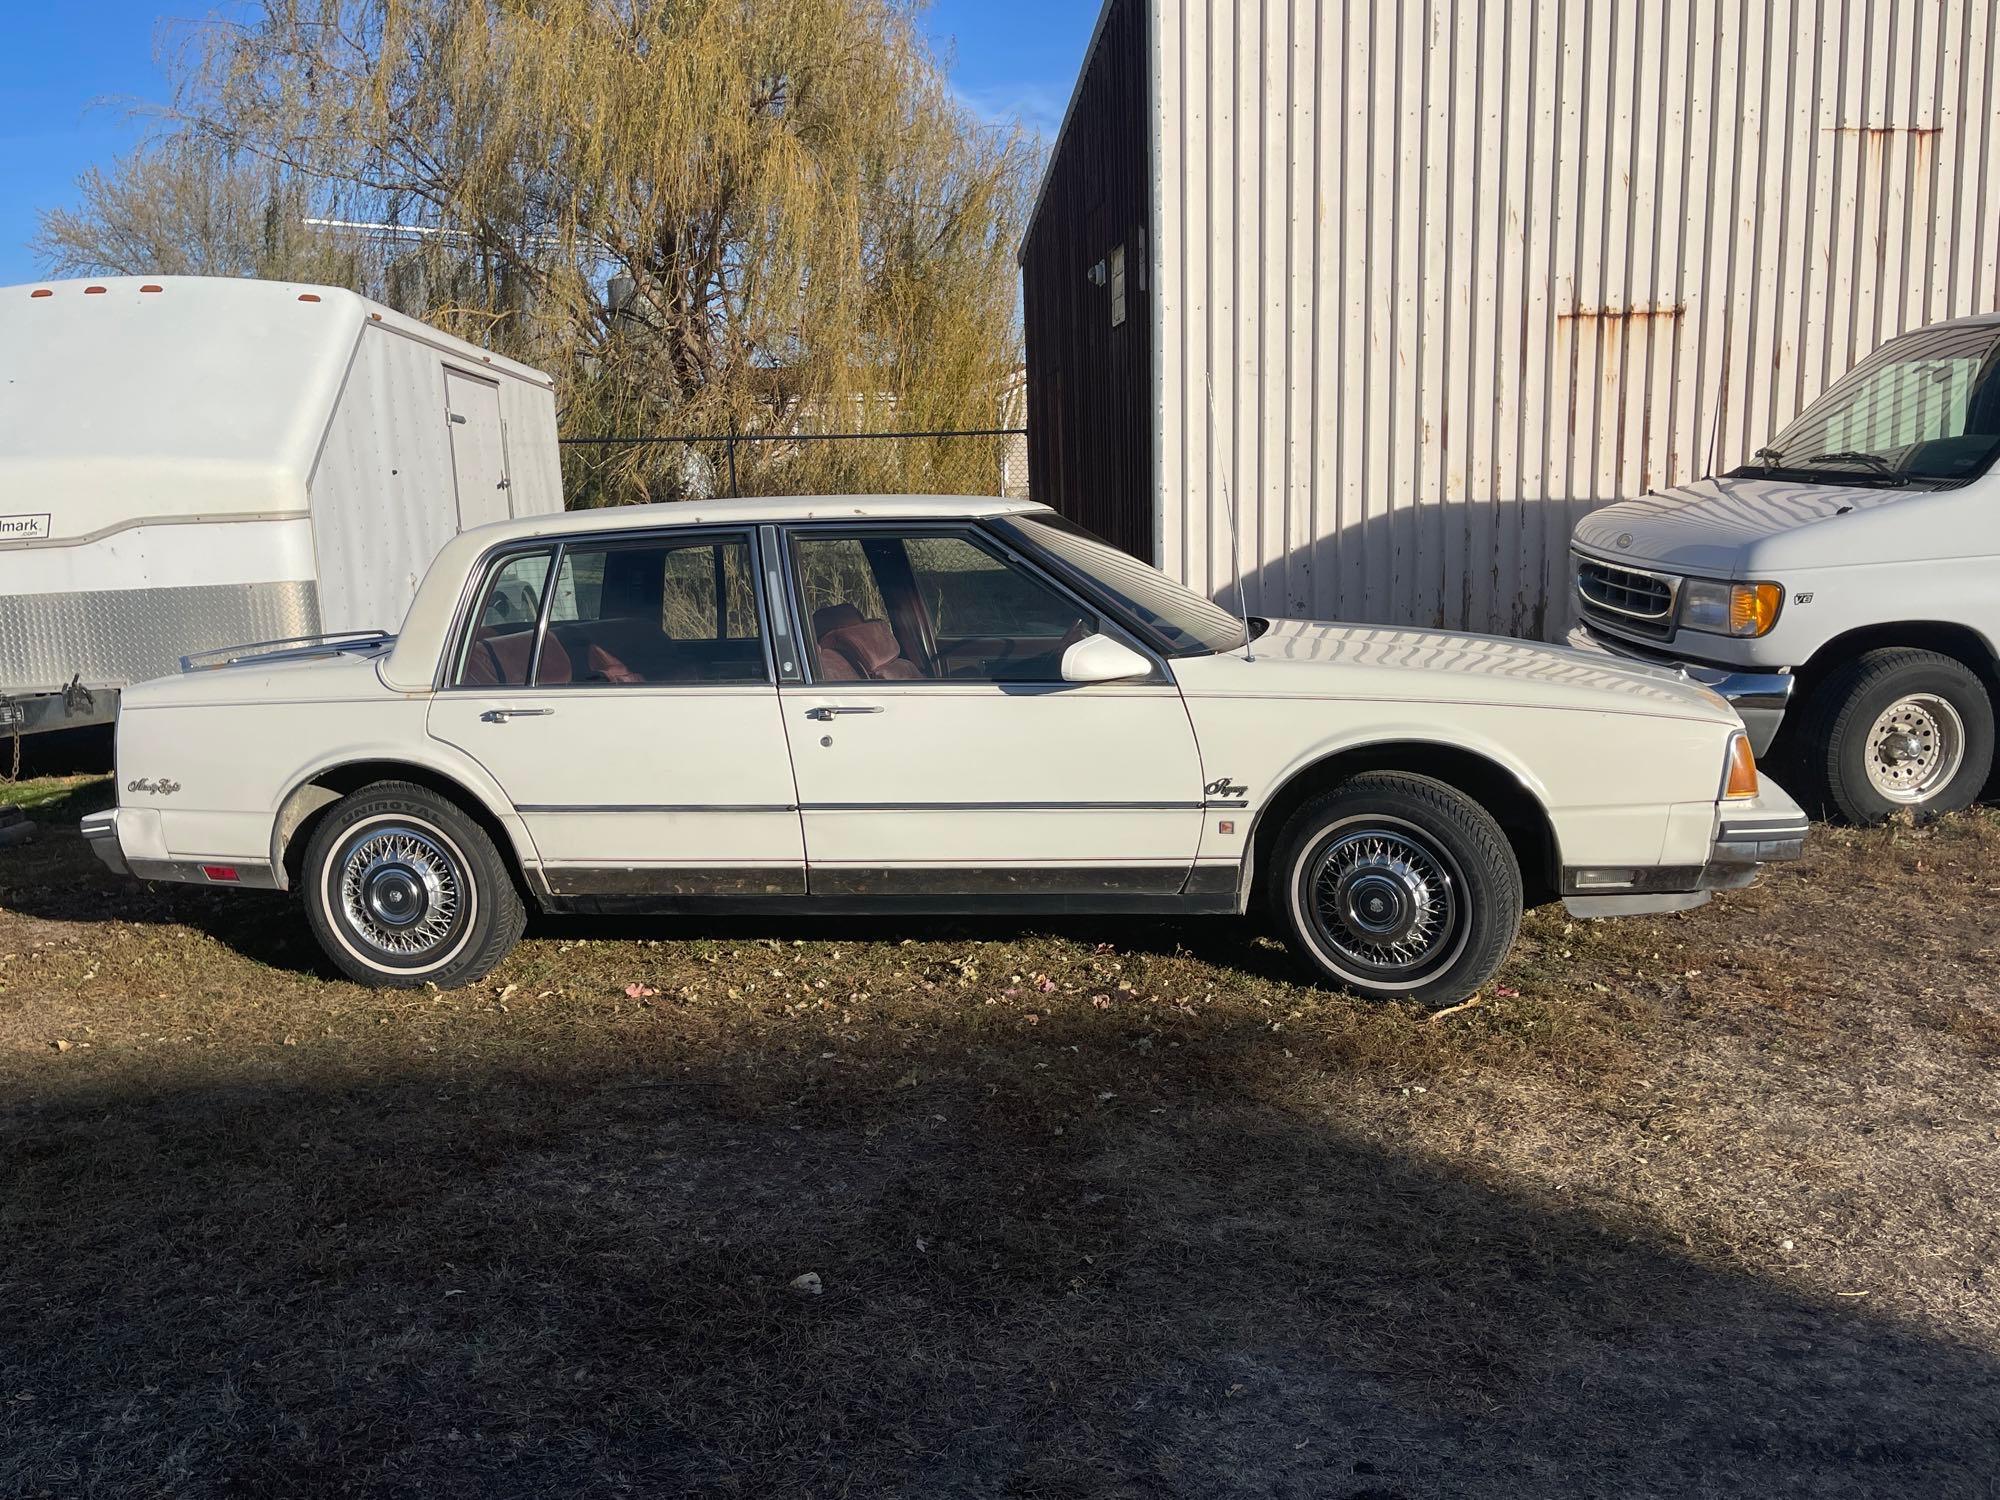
[1060,633,1153,684]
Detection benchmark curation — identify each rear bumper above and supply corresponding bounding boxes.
[1566,623,1794,756]
[1561,779,1809,918]
[80,809,132,877]
[78,807,279,888]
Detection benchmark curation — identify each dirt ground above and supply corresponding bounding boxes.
[1,773,1996,1498]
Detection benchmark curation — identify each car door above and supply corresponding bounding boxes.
[427,527,805,898]
[779,522,1204,895]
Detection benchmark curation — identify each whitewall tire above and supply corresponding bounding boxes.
[1270,772,1523,1006]
[301,781,525,989]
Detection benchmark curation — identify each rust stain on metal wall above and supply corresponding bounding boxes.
[1828,125,1944,139]
[1555,304,1689,323]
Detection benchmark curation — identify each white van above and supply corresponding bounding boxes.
[0,276,563,739]
[1569,314,2000,822]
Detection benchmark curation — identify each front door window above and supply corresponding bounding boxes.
[791,528,1096,683]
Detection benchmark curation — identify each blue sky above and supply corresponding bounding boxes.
[0,1,1094,286]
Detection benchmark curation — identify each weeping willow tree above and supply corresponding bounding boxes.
[37,0,1035,504]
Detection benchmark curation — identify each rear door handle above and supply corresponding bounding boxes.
[480,707,554,723]
[804,706,885,721]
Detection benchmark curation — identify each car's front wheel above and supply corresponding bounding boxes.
[1269,773,1523,1006]
[301,781,525,988]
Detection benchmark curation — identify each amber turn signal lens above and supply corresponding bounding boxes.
[1723,733,1760,799]
[1731,582,1784,637]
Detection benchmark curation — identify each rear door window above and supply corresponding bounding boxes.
[538,533,765,686]
[456,549,553,687]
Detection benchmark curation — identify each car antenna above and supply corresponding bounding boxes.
[1206,374,1255,661]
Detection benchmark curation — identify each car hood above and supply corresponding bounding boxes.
[1572,475,1908,576]
[1177,620,1740,725]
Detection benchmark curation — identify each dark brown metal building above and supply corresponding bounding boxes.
[1017,0,1153,562]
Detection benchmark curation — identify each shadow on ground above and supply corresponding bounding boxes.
[3,1032,1994,1498]
[1,827,1309,991]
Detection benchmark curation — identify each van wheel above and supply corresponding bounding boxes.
[1802,649,1994,824]
[302,781,525,988]
[1270,773,1523,1006]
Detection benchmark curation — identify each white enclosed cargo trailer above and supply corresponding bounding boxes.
[0,276,563,738]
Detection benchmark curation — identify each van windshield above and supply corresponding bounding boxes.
[1736,322,2000,487]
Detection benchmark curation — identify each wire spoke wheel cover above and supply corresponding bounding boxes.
[1863,692,1965,804]
[323,816,477,973]
[1298,816,1473,987]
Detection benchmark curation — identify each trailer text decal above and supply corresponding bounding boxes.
[0,513,51,541]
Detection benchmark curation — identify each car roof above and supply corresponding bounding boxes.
[380,494,1053,691]
[460,493,1049,544]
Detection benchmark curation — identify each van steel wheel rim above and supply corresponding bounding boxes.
[1306,822,1468,980]
[1864,693,1965,803]
[338,825,463,957]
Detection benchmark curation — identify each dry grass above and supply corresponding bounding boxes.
[1,776,1996,1497]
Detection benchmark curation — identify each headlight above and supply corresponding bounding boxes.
[1680,579,1783,638]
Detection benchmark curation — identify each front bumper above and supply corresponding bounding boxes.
[1566,623,1794,756]
[1561,779,1809,918]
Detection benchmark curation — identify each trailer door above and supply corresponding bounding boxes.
[443,368,513,529]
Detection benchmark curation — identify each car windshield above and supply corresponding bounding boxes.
[1738,321,2000,486]
[1000,513,1251,657]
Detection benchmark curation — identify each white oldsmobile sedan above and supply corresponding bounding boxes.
[83,497,1806,1004]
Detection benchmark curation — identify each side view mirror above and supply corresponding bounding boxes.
[1060,633,1153,685]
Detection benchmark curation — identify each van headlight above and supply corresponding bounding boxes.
[1680,579,1783,638]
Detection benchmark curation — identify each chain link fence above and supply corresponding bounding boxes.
[560,427,1030,505]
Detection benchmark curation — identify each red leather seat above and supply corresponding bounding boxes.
[463,629,570,687]
[813,603,922,681]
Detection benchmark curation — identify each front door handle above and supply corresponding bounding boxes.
[804,705,885,721]
[480,707,554,723]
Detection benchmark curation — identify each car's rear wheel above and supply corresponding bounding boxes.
[1801,648,1994,824]
[302,781,525,988]
[1270,773,1523,1006]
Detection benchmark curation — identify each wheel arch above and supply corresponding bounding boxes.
[1794,621,2000,702]
[270,756,537,898]
[1242,740,1563,909]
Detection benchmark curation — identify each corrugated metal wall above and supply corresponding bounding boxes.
[1149,0,2000,639]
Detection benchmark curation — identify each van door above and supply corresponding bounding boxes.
[443,368,513,529]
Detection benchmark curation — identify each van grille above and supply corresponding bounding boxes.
[1575,555,1678,638]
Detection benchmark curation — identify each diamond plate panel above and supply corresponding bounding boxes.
[0,582,320,692]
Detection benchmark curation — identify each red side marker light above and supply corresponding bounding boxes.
[201,865,240,883]
[84,285,107,294]
[297,293,321,302]
[140,284,163,293]
[30,288,52,298]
